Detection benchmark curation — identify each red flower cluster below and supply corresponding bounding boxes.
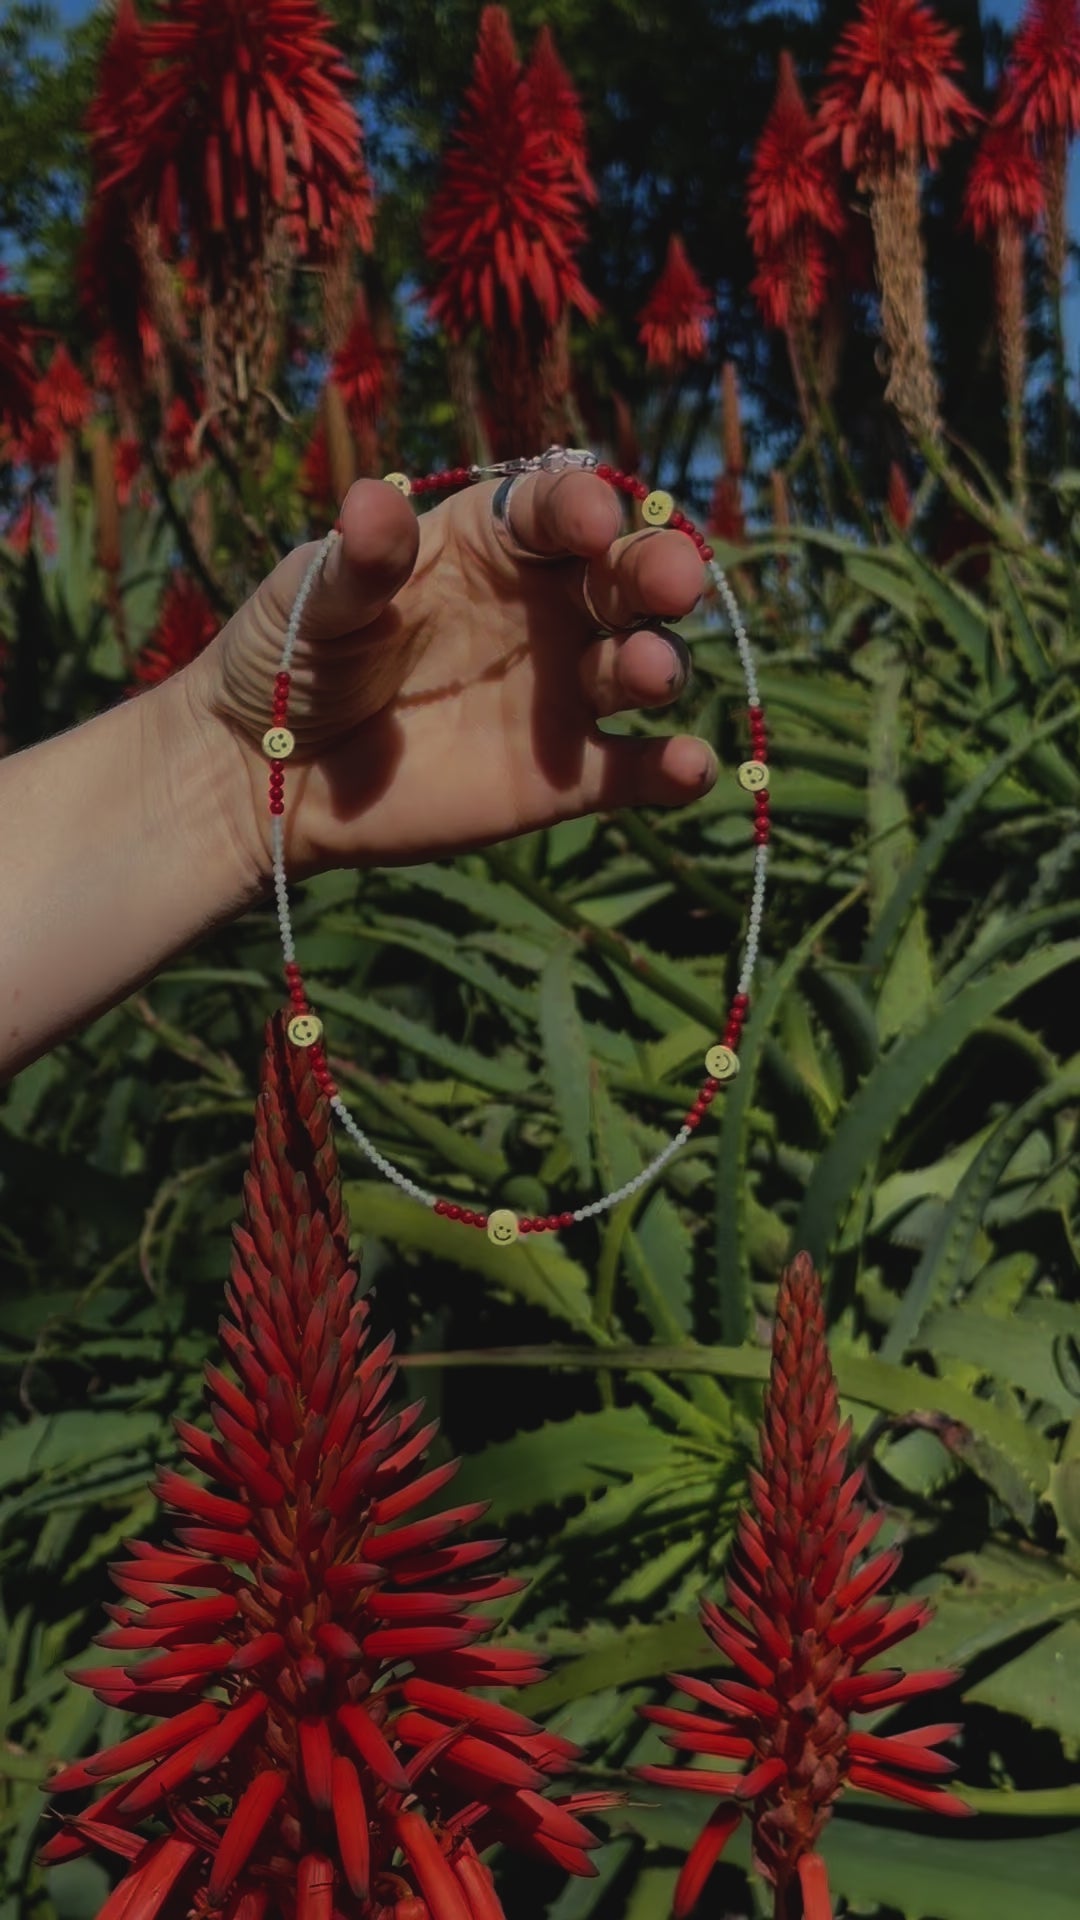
[639,1254,967,1920]
[526,26,598,206]
[707,473,746,545]
[0,274,39,448]
[963,113,1044,241]
[80,0,181,380]
[815,0,979,172]
[161,398,202,480]
[130,575,219,689]
[300,418,335,513]
[332,294,391,432]
[999,0,1080,140]
[637,236,711,369]
[45,1017,605,1920]
[425,8,598,339]
[4,344,93,471]
[747,53,845,331]
[39,346,94,437]
[91,0,373,283]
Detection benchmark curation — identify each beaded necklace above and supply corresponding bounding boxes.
[261,448,771,1247]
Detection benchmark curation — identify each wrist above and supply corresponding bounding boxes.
[152,648,277,906]
[0,661,272,1079]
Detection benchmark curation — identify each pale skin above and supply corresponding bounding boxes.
[0,467,717,1079]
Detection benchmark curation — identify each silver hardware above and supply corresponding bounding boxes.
[469,446,598,482]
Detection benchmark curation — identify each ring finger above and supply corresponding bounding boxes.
[580,623,692,719]
[578,526,705,634]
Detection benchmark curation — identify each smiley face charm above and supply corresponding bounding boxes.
[486,1208,520,1247]
[262,726,296,760]
[737,760,769,792]
[287,1013,324,1049]
[641,489,675,527]
[383,471,412,495]
[705,1044,740,1082]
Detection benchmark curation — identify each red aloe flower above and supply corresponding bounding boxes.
[525,26,598,206]
[886,460,913,529]
[9,345,93,471]
[815,0,977,440]
[94,0,373,283]
[38,345,93,437]
[999,0,1080,294]
[80,2,173,392]
[707,473,746,546]
[162,396,201,478]
[963,115,1043,238]
[1,498,56,557]
[815,0,979,172]
[963,111,1042,514]
[746,51,844,395]
[44,1016,606,1918]
[638,1254,968,1920]
[637,236,711,369]
[332,294,389,431]
[130,575,219,689]
[114,437,144,509]
[300,416,335,514]
[0,274,39,447]
[85,0,145,163]
[748,51,846,257]
[425,7,598,340]
[1000,0,1080,141]
[750,232,832,333]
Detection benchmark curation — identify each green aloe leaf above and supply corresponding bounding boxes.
[403,1344,1051,1500]
[863,704,1080,977]
[919,1297,1080,1419]
[862,636,934,1039]
[518,1610,711,1714]
[451,1408,683,1523]
[621,1799,1080,1920]
[318,983,524,1095]
[794,939,1080,1274]
[343,1181,596,1333]
[713,884,867,1342]
[882,1063,1080,1360]
[539,940,594,1183]
[966,1620,1080,1752]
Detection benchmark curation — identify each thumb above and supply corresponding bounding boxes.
[268,478,420,644]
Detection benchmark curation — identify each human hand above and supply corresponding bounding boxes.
[186,464,718,880]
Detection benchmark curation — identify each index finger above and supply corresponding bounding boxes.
[501,467,624,560]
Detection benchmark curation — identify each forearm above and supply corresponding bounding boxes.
[0,666,269,1079]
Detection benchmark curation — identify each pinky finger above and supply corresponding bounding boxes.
[581,732,719,813]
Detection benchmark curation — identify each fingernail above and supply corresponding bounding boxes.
[698,747,719,786]
[654,623,691,691]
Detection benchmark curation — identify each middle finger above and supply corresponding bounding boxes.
[578,527,705,634]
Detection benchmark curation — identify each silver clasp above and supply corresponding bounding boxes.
[469,445,598,482]
[540,445,598,472]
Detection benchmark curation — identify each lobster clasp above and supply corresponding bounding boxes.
[540,445,599,473]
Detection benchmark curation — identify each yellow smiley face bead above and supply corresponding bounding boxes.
[262,726,296,760]
[737,760,770,793]
[705,1044,740,1082]
[287,1013,324,1049]
[641,489,675,527]
[382,471,412,495]
[486,1208,520,1247]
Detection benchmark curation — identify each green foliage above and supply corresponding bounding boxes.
[2,5,1080,1918]
[5,463,1080,1918]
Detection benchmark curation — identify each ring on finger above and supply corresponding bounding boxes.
[490,473,565,565]
[581,560,654,636]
